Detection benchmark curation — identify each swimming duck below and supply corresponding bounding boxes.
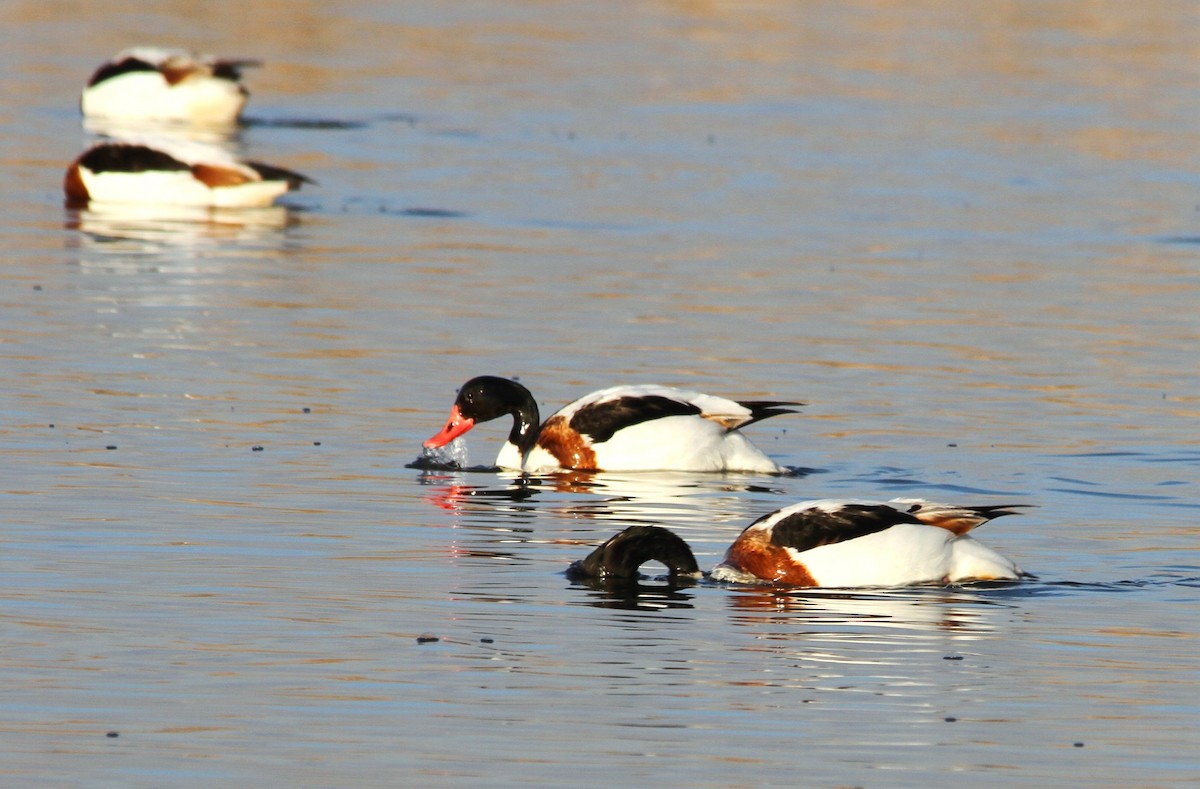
[712,498,1027,586]
[64,140,312,209]
[81,46,259,125]
[423,376,799,473]
[571,499,1027,588]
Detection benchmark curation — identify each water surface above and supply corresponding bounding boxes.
[1,1,1198,786]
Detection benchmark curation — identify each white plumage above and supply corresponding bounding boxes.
[500,385,788,473]
[64,139,311,209]
[710,498,1026,587]
[425,377,799,474]
[81,46,258,126]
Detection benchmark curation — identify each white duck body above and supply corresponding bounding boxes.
[64,139,310,209]
[494,384,790,474]
[81,46,254,125]
[769,521,1020,587]
[710,498,1025,587]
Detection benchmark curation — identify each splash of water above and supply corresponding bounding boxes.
[421,437,469,469]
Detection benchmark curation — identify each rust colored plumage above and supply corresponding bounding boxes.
[721,529,816,586]
[62,163,90,208]
[190,163,252,188]
[159,63,198,86]
[703,413,746,430]
[905,503,1025,537]
[537,415,598,470]
[918,513,978,536]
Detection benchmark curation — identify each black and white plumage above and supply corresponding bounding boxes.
[81,46,259,125]
[571,499,1028,588]
[423,376,799,473]
[710,498,1028,586]
[64,140,312,209]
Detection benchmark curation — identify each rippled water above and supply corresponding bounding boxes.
[2,1,1199,786]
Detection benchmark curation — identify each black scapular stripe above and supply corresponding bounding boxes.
[569,395,702,444]
[79,144,189,174]
[767,504,920,553]
[86,57,158,87]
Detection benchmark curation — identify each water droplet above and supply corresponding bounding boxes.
[423,437,468,468]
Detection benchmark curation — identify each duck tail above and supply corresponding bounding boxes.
[738,400,804,428]
[894,499,1032,536]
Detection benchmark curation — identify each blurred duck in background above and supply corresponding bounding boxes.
[64,139,312,209]
[81,46,259,127]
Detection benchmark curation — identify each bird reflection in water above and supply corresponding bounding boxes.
[66,201,295,249]
[724,585,1010,638]
[412,456,783,531]
[413,469,538,514]
[567,574,699,611]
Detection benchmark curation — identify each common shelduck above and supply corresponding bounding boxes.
[571,499,1028,587]
[81,47,259,126]
[64,140,312,209]
[423,376,800,473]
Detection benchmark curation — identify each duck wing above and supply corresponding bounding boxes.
[761,501,921,553]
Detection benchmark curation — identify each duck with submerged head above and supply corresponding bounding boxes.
[423,376,800,474]
[81,46,260,126]
[570,498,1029,588]
[64,139,313,209]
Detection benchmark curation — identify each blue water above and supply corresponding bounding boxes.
[2,1,1198,786]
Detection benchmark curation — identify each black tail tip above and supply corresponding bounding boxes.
[978,504,1035,519]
